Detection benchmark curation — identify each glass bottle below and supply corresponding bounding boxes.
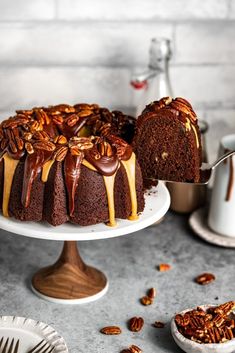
[130,37,173,117]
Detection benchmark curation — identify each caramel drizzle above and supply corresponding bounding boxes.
[121,153,138,221]
[2,153,19,217]
[103,173,117,227]
[225,156,234,201]
[41,159,55,182]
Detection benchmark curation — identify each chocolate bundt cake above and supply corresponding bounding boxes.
[0,104,145,226]
[133,97,202,184]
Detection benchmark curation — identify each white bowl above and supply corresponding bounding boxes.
[171,305,235,353]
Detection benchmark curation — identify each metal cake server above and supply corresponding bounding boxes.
[145,150,235,185]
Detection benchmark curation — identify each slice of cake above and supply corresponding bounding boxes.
[133,97,202,184]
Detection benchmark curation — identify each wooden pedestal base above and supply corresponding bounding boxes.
[32,241,108,303]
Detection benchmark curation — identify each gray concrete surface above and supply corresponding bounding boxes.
[0,211,234,353]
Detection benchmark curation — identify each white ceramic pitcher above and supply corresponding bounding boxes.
[208,134,235,237]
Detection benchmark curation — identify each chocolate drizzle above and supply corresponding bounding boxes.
[85,146,119,176]
[64,151,83,216]
[22,149,52,208]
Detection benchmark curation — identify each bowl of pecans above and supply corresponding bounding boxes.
[171,301,235,353]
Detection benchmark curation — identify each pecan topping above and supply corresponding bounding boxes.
[70,146,82,156]
[23,132,33,141]
[25,142,34,154]
[33,141,56,152]
[77,109,93,118]
[54,135,67,145]
[129,345,142,353]
[69,137,93,150]
[52,116,64,125]
[33,131,50,141]
[120,350,131,353]
[141,295,153,306]
[158,263,171,272]
[100,326,122,335]
[54,146,68,162]
[66,114,79,127]
[129,317,144,332]
[195,273,215,285]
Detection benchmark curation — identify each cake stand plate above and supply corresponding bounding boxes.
[0,183,170,304]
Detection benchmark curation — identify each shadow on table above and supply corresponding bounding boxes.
[147,324,183,353]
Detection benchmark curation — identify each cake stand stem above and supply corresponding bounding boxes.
[32,241,108,304]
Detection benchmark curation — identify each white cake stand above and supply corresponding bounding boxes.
[0,183,170,304]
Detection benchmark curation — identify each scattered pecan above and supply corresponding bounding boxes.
[129,345,142,353]
[120,350,131,353]
[100,326,122,335]
[152,321,165,328]
[195,273,215,285]
[158,263,171,272]
[141,296,153,306]
[129,317,144,332]
[147,288,156,299]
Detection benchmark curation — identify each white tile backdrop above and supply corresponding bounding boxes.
[0,0,235,160]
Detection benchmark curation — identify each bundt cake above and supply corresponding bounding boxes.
[0,104,145,226]
[133,97,202,184]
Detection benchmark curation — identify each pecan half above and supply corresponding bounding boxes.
[141,296,153,306]
[100,326,122,335]
[129,317,144,332]
[33,131,50,141]
[54,135,68,145]
[158,263,171,272]
[147,288,156,299]
[195,273,215,285]
[33,141,56,152]
[129,345,142,353]
[25,142,34,154]
[65,114,79,127]
[77,109,93,117]
[152,321,165,328]
[23,132,33,141]
[54,146,68,162]
[52,116,64,125]
[70,146,82,156]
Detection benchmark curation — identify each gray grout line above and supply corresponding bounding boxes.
[0,63,234,69]
[0,18,235,25]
